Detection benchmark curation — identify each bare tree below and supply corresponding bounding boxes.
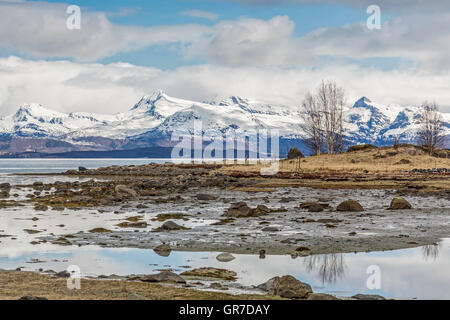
[300,92,323,155]
[416,101,445,154]
[300,81,346,154]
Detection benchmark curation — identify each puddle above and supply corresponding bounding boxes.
[0,239,449,299]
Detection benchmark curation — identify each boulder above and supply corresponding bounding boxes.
[352,294,386,300]
[262,226,279,232]
[336,200,364,212]
[224,202,252,217]
[196,194,217,201]
[257,275,313,299]
[223,202,270,218]
[160,221,184,231]
[115,185,137,198]
[153,244,172,257]
[216,253,236,262]
[140,271,186,284]
[389,197,412,210]
[307,204,325,212]
[181,268,237,281]
[307,293,340,300]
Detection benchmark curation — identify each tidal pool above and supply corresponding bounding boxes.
[0,239,449,300]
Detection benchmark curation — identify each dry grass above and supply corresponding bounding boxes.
[0,271,279,300]
[221,146,450,174]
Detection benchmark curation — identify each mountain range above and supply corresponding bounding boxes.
[0,91,449,157]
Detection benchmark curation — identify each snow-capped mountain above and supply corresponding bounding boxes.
[0,91,448,155]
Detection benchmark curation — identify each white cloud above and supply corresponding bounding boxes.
[1,56,450,118]
[0,1,210,61]
[181,9,219,21]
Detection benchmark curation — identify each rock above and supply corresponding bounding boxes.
[389,197,412,210]
[54,270,70,278]
[196,194,217,201]
[127,293,149,300]
[209,282,228,290]
[78,166,88,172]
[0,183,11,190]
[181,268,237,281]
[262,226,279,232]
[224,202,252,217]
[115,185,137,198]
[140,271,186,284]
[34,205,48,211]
[352,294,386,300]
[88,228,111,233]
[257,275,313,299]
[307,293,340,300]
[336,200,364,212]
[216,253,235,262]
[153,244,171,257]
[299,202,329,211]
[19,296,48,300]
[160,221,184,231]
[223,202,270,218]
[307,204,325,212]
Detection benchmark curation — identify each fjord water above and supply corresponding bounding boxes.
[0,158,167,174]
[0,159,449,299]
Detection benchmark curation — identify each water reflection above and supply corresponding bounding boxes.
[422,243,441,261]
[303,253,347,285]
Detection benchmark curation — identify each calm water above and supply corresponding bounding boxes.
[0,240,448,299]
[0,159,170,174]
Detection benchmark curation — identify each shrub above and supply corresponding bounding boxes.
[347,144,377,152]
[287,147,304,159]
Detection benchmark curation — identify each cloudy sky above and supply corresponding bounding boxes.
[0,0,450,116]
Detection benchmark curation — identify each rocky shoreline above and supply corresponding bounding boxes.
[1,162,450,300]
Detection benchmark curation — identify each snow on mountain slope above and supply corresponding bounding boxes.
[0,92,448,151]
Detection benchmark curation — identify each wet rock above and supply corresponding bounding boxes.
[259,250,266,259]
[223,202,270,218]
[34,204,48,211]
[54,270,71,278]
[159,221,185,231]
[209,282,228,290]
[153,244,172,257]
[389,197,412,210]
[196,194,217,201]
[181,268,237,281]
[19,296,48,300]
[307,293,340,300]
[262,226,279,232]
[336,200,364,212]
[307,204,325,212]
[139,271,186,284]
[300,202,329,211]
[0,183,11,190]
[88,228,111,233]
[352,294,386,300]
[115,185,137,198]
[224,202,252,217]
[257,275,313,299]
[116,221,148,228]
[216,253,236,262]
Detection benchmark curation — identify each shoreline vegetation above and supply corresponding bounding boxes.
[1,144,449,300]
